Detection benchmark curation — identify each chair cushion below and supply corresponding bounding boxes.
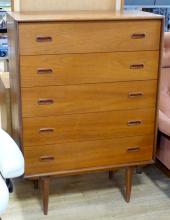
[0,175,9,215]
[0,129,24,179]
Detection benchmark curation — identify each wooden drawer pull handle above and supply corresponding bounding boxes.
[128,92,144,98]
[37,68,53,74]
[36,36,52,42]
[38,99,54,105]
[130,64,144,69]
[39,128,54,133]
[131,33,146,39]
[127,120,142,126]
[40,156,55,161]
[127,147,140,153]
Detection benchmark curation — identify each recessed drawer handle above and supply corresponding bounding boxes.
[40,156,55,161]
[127,120,142,126]
[37,68,53,74]
[36,36,52,42]
[130,64,144,69]
[38,99,54,105]
[127,147,140,153]
[128,92,144,98]
[39,128,55,133]
[131,33,146,39]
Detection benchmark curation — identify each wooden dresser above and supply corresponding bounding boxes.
[7,10,163,215]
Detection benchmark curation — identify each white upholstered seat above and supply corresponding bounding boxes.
[0,128,24,216]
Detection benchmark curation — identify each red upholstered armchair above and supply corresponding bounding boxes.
[157,32,170,169]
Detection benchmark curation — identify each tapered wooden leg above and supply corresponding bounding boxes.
[40,176,50,215]
[109,171,114,179]
[33,179,39,189]
[136,166,143,174]
[125,166,133,203]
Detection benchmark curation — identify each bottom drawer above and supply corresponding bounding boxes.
[24,135,154,176]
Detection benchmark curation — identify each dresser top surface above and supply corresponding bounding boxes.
[8,10,163,22]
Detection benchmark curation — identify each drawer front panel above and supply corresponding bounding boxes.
[19,20,161,55]
[20,51,159,87]
[22,80,157,117]
[24,135,154,176]
[23,109,155,146]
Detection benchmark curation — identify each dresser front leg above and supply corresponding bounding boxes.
[125,166,134,203]
[40,176,50,215]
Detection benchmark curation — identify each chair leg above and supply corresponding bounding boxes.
[40,176,50,215]
[6,179,13,193]
[125,166,134,203]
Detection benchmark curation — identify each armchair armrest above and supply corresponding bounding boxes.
[0,129,24,179]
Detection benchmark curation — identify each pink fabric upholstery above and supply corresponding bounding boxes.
[157,32,170,169]
[159,68,170,121]
[157,135,170,170]
[159,110,170,137]
[163,32,170,67]
[159,32,170,134]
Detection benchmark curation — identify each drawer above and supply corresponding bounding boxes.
[19,20,161,55]
[22,80,157,118]
[20,51,159,87]
[23,109,155,146]
[24,135,154,176]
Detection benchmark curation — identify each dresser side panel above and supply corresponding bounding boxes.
[7,16,22,149]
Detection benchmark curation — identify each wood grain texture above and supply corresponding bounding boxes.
[23,109,155,146]
[21,80,157,118]
[19,20,161,55]
[24,135,153,176]
[20,51,159,87]
[7,12,162,213]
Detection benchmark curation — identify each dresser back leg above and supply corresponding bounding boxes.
[125,166,134,203]
[40,176,50,215]
[109,171,114,179]
[33,179,39,190]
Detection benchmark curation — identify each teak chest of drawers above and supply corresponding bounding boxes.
[7,11,163,215]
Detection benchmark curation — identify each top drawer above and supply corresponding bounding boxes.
[19,20,161,55]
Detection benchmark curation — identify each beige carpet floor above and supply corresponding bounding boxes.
[1,165,170,220]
